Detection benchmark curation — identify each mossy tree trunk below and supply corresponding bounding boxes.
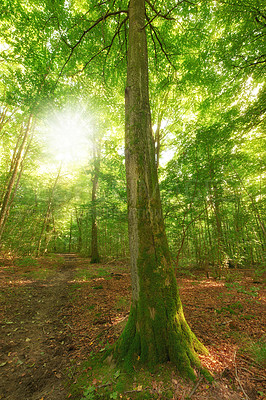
[114,0,208,379]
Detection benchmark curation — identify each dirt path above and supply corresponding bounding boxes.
[0,255,76,400]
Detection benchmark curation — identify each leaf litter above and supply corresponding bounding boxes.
[0,255,265,399]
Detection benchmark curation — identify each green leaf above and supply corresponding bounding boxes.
[0,362,7,367]
[113,370,120,380]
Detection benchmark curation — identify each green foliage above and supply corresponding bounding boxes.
[75,269,94,281]
[14,256,39,268]
[97,268,109,278]
[225,282,260,297]
[0,0,265,386]
[74,267,110,281]
[254,267,266,282]
[215,301,244,315]
[1,0,264,269]
[82,386,96,400]
[93,285,104,290]
[70,353,200,399]
[23,268,55,280]
[224,271,242,283]
[241,338,266,367]
[115,297,129,312]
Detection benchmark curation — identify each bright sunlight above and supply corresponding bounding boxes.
[45,109,91,164]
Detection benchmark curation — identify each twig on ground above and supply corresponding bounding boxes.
[98,382,112,388]
[239,353,264,368]
[234,352,250,400]
[239,366,266,381]
[187,375,203,398]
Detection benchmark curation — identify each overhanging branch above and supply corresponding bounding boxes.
[145,0,195,23]
[57,9,128,81]
[73,16,128,75]
[149,23,177,70]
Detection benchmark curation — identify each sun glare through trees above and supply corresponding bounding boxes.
[44,109,91,166]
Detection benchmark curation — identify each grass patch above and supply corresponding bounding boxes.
[225,282,260,297]
[74,267,110,282]
[75,269,95,281]
[215,301,244,315]
[68,354,187,400]
[224,271,242,283]
[245,338,266,367]
[23,268,55,280]
[15,256,39,268]
[93,285,104,290]
[240,314,255,320]
[114,297,129,312]
[44,253,65,266]
[97,268,109,278]
[175,268,196,279]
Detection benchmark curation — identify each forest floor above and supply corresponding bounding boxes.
[0,254,265,400]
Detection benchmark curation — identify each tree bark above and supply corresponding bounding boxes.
[75,209,83,253]
[90,134,101,263]
[36,164,61,256]
[0,114,33,244]
[113,0,208,379]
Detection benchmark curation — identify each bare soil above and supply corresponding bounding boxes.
[0,255,76,400]
[0,255,265,400]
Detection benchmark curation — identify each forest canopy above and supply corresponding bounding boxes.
[0,0,265,268]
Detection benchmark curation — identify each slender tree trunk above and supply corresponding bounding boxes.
[207,166,224,267]
[113,0,208,379]
[234,167,265,238]
[75,209,83,253]
[36,165,61,256]
[0,141,31,240]
[0,114,33,244]
[0,106,17,136]
[90,135,101,263]
[69,213,73,253]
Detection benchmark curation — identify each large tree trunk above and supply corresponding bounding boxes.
[113,0,208,379]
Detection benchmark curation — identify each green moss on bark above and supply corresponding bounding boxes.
[113,249,210,379]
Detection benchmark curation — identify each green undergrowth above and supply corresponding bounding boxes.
[240,337,266,367]
[45,253,65,265]
[13,254,65,269]
[215,301,244,315]
[5,255,63,281]
[22,268,56,280]
[224,271,242,282]
[225,282,260,297]
[68,352,209,400]
[74,267,110,281]
[14,256,39,268]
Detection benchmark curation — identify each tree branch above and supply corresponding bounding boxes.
[105,17,128,62]
[145,0,190,22]
[57,9,128,81]
[149,23,159,67]
[149,24,177,69]
[232,54,266,70]
[74,16,128,76]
